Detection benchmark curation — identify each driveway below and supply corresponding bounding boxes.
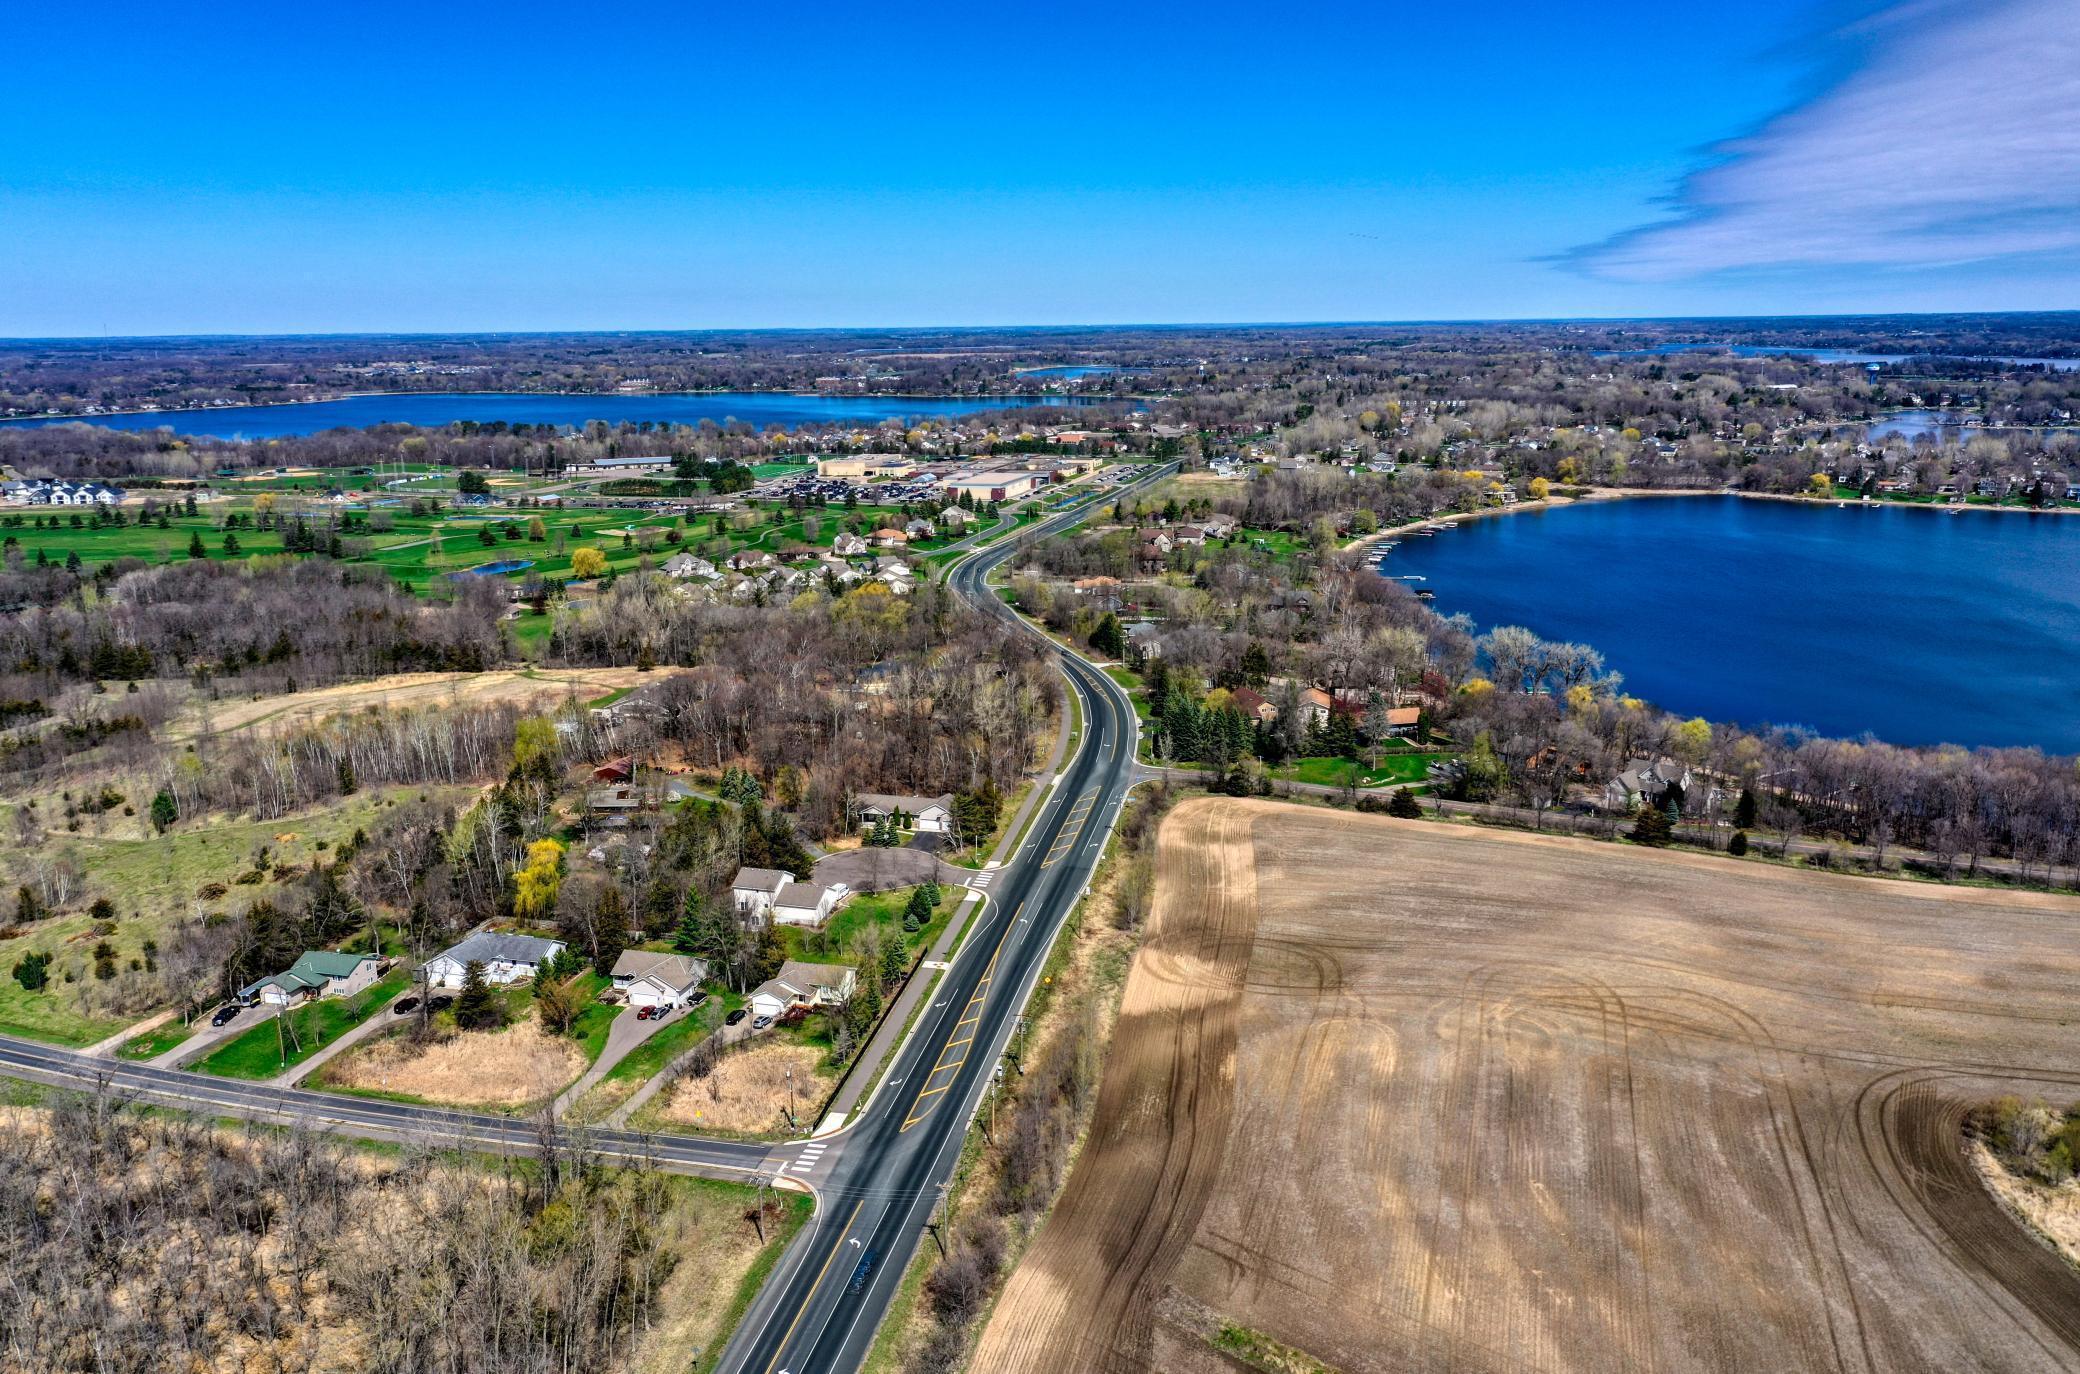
[151,1003,272,1068]
[551,1002,681,1117]
[811,844,956,894]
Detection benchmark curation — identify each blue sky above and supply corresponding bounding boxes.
[3,0,2075,334]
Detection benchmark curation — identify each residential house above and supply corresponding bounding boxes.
[1200,513,1239,538]
[852,662,897,696]
[748,960,859,1022]
[239,950,381,1006]
[1227,687,1278,724]
[855,791,956,833]
[938,505,972,530]
[585,783,647,819]
[2,479,124,506]
[773,880,850,928]
[832,532,870,557]
[592,756,634,783]
[904,517,937,541]
[1169,525,1206,547]
[661,552,716,580]
[1137,540,1169,573]
[872,527,909,548]
[1123,622,1164,658]
[423,933,566,989]
[731,866,795,923]
[609,950,708,1009]
[1602,758,1719,815]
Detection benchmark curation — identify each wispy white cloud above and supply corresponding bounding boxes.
[1571,0,2080,283]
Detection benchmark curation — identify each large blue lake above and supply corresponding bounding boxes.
[1598,344,2080,370]
[1377,495,2080,752]
[3,390,1114,440]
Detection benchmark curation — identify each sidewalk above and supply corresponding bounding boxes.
[815,666,1080,1130]
[602,1014,756,1128]
[269,987,409,1086]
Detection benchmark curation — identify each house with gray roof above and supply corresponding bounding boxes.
[423,932,566,989]
[610,950,708,1009]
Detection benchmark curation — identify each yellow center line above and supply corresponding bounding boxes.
[763,1198,864,1373]
[899,899,1028,1133]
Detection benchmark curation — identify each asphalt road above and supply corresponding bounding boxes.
[709,471,1166,1374]
[0,1031,780,1177]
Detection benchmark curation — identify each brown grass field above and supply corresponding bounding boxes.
[323,1015,585,1108]
[651,1040,834,1135]
[975,798,2080,1374]
[167,666,649,740]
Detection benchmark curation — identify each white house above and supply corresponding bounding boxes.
[855,791,955,834]
[422,932,565,989]
[832,532,870,557]
[661,552,716,580]
[239,950,380,1006]
[2,479,123,507]
[609,950,708,1009]
[772,880,849,928]
[731,866,795,924]
[748,960,859,1021]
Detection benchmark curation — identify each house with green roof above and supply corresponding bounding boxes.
[239,950,381,1006]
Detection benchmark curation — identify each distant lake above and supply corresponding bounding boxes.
[1598,343,2080,371]
[1376,495,2080,752]
[1,390,1116,440]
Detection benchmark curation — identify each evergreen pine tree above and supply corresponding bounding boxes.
[454,961,501,1029]
[1734,786,1758,830]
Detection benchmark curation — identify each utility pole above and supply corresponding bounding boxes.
[785,1064,796,1131]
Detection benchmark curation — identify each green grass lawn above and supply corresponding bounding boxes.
[0,785,458,1046]
[192,969,410,1079]
[1277,751,1454,788]
[778,884,958,965]
[116,1020,199,1061]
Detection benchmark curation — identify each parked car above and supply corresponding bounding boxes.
[752,1014,774,1031]
[726,1008,748,1026]
[391,997,420,1016]
[210,1003,242,1027]
[636,1005,657,1021]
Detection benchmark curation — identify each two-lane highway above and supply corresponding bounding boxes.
[711,472,1164,1374]
[0,1031,782,1177]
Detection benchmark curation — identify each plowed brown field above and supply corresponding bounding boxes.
[974,799,2080,1374]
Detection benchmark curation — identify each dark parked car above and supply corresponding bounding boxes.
[210,1003,243,1027]
[725,1008,748,1026]
[391,997,420,1016]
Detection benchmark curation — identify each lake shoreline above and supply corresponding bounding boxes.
[0,387,1133,429]
[1346,484,2080,555]
[1358,488,2080,752]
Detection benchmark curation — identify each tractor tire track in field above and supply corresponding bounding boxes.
[972,797,1266,1374]
[973,800,2080,1373]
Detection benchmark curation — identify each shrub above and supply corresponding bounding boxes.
[1728,829,1750,857]
[12,951,50,991]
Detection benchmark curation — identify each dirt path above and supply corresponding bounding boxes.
[974,796,1268,1372]
[977,799,2080,1374]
